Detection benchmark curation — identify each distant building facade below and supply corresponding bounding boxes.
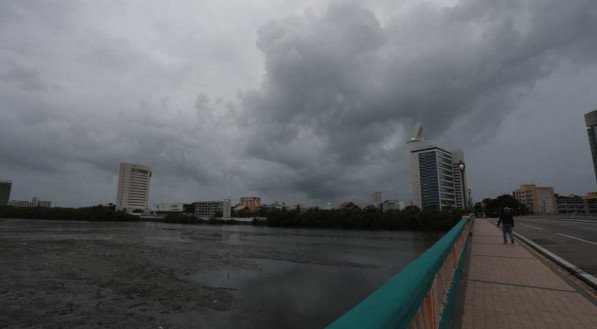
[585,193,597,214]
[556,195,586,214]
[9,200,31,207]
[261,201,288,211]
[116,163,152,213]
[9,197,52,208]
[372,192,382,206]
[339,202,360,211]
[556,193,597,214]
[0,180,12,206]
[382,200,405,211]
[193,200,231,219]
[585,110,597,181]
[31,197,52,208]
[183,203,196,214]
[410,145,468,210]
[513,184,557,214]
[239,197,261,212]
[155,203,183,214]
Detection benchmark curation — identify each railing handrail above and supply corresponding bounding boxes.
[327,216,471,329]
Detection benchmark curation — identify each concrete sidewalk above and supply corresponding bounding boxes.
[460,219,597,329]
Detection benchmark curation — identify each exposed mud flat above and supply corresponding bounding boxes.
[0,219,442,329]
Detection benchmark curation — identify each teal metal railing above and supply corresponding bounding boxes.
[327,216,473,329]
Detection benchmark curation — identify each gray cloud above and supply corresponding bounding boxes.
[238,0,597,201]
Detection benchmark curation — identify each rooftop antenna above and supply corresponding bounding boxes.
[407,122,424,143]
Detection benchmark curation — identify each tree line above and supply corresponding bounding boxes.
[166,206,469,231]
[260,206,466,231]
[0,205,140,221]
[474,194,529,217]
[0,204,468,231]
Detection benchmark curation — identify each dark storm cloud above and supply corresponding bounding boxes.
[239,0,597,200]
[1,0,596,206]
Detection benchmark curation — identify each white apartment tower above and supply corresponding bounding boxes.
[116,163,152,212]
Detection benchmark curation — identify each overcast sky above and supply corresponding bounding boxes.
[1,0,596,207]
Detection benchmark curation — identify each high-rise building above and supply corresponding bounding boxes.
[410,145,468,210]
[0,180,12,206]
[585,110,597,181]
[513,184,557,214]
[116,163,152,213]
[372,192,382,206]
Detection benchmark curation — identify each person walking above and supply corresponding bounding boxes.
[497,207,514,244]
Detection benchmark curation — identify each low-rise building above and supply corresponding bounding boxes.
[261,201,288,211]
[556,195,586,214]
[182,203,196,214]
[339,202,360,211]
[584,192,597,214]
[193,200,231,219]
[9,200,31,207]
[382,200,406,211]
[239,197,261,212]
[154,203,184,214]
[9,197,52,208]
[513,184,557,214]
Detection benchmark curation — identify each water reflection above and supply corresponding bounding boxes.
[182,225,442,329]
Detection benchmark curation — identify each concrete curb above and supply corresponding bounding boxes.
[512,231,597,291]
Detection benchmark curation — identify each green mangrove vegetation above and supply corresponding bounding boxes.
[0,205,140,222]
[1,205,467,231]
[260,207,466,231]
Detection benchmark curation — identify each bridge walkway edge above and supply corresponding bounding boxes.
[458,219,597,329]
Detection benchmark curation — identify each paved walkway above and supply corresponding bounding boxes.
[460,219,597,329]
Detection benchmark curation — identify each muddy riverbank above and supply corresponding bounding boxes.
[0,218,443,328]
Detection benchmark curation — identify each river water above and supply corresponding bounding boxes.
[0,218,443,329]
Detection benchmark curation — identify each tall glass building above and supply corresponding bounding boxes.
[410,145,467,210]
[585,110,597,182]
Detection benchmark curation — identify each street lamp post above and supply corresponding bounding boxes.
[458,161,466,209]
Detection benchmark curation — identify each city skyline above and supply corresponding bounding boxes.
[1,1,596,207]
